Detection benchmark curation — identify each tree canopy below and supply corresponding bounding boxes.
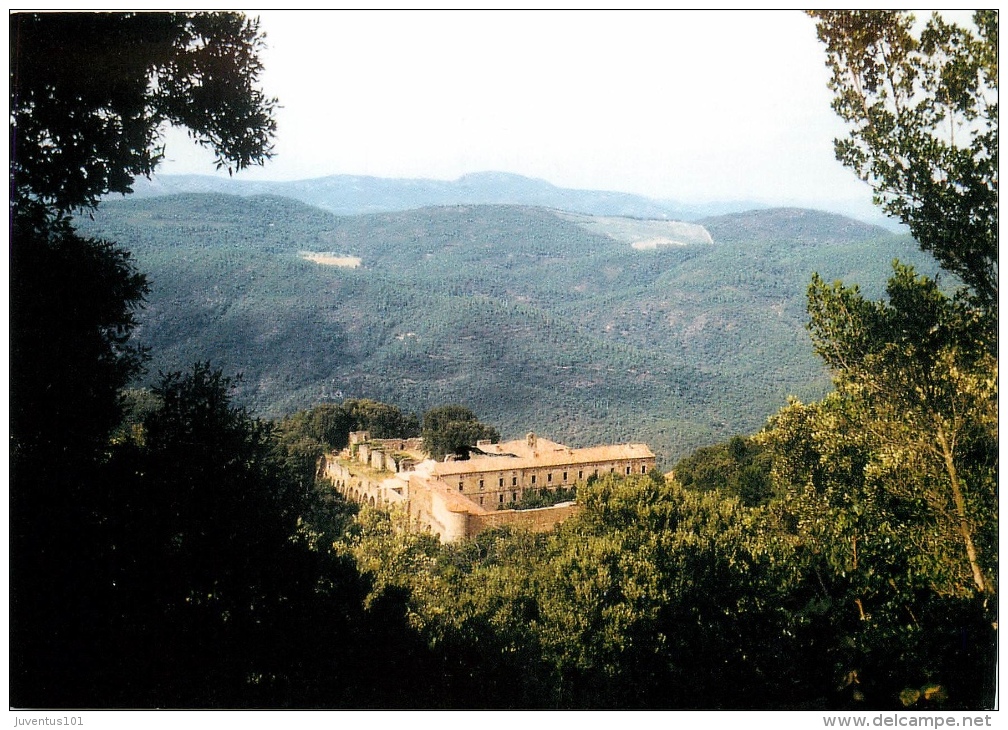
[9,11,281,707]
[10,12,277,213]
[805,263,997,595]
[808,10,998,308]
[806,10,998,598]
[9,10,278,467]
[422,404,500,460]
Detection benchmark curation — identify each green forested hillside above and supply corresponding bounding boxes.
[78,193,936,463]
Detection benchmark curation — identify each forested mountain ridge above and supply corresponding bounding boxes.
[77,193,935,464]
[699,207,892,245]
[126,170,783,220]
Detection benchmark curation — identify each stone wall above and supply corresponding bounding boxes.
[467,502,581,536]
[347,433,424,474]
[402,477,469,542]
[324,458,406,509]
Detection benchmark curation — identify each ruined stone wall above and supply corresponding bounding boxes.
[348,431,370,446]
[324,458,406,509]
[466,503,581,537]
[370,437,424,453]
[347,436,424,474]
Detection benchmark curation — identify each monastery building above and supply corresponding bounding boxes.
[323,431,655,542]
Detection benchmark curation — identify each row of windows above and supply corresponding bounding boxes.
[457,463,650,492]
[474,490,560,507]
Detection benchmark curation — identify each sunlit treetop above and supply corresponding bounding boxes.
[808,10,997,308]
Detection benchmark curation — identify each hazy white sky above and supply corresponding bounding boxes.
[159,10,880,215]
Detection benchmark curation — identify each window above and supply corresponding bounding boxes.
[459,482,464,491]
[563,471,568,482]
[578,470,583,480]
[479,479,484,490]
[512,491,518,501]
[547,473,553,483]
[626,466,631,475]
[512,476,517,487]
[499,477,504,488]
[641,465,647,474]
[531,474,536,485]
[480,497,484,506]
[499,494,504,504]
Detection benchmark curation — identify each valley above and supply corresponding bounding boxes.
[78,192,937,464]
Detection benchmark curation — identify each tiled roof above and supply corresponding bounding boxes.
[433,439,654,477]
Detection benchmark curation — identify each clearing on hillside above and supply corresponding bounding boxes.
[300,252,362,268]
[554,211,714,248]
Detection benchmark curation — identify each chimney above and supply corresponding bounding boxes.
[526,432,537,449]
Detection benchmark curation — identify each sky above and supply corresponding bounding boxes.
[157,10,885,220]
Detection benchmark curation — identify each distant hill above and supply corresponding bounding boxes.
[77,195,935,463]
[123,171,765,220]
[699,207,892,246]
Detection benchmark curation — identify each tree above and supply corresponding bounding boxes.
[10,11,276,466]
[808,10,998,309]
[759,391,997,708]
[9,212,149,469]
[9,11,278,706]
[275,403,354,480]
[736,12,1003,706]
[117,365,310,703]
[671,435,774,507]
[806,263,996,596]
[421,404,499,460]
[10,11,277,213]
[100,365,430,707]
[8,211,154,706]
[344,398,420,439]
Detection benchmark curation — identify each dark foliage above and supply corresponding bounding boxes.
[421,404,500,460]
[9,10,280,707]
[9,210,149,706]
[12,366,436,707]
[10,12,277,212]
[10,211,149,469]
[672,435,774,506]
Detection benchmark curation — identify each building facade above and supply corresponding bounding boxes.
[323,431,656,542]
[435,432,656,510]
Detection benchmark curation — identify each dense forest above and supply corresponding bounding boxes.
[75,194,938,463]
[10,10,997,711]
